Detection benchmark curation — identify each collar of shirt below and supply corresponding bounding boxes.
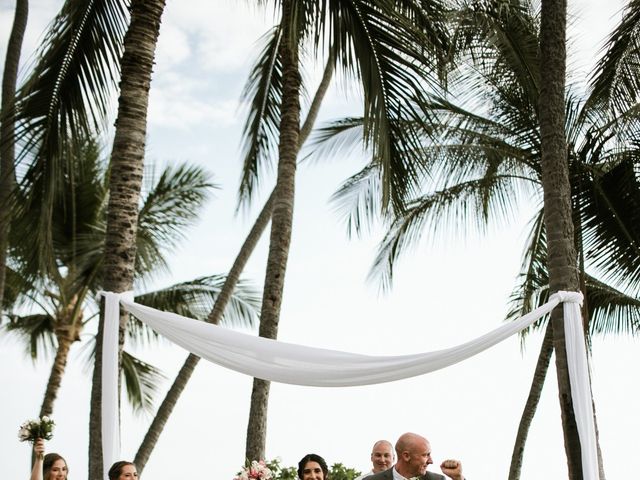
[392,466,415,480]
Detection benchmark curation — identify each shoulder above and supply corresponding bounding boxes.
[365,470,393,480]
[355,472,375,480]
[424,472,445,480]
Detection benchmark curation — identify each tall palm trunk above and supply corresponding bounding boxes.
[88,1,166,478]
[245,0,300,462]
[133,192,274,471]
[39,295,83,417]
[538,0,583,476]
[0,0,28,309]
[508,324,553,480]
[134,55,334,472]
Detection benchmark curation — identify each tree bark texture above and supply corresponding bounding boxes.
[508,324,553,480]
[539,0,583,477]
[39,295,83,417]
[88,1,166,478]
[39,334,74,418]
[0,0,28,310]
[245,0,300,462]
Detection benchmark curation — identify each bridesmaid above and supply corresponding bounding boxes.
[30,438,69,480]
[108,461,138,480]
[297,453,329,480]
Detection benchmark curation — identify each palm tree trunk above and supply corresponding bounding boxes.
[39,334,74,418]
[39,294,83,417]
[0,0,28,310]
[134,56,334,473]
[88,2,166,479]
[133,193,274,472]
[508,323,553,480]
[539,0,583,477]
[245,0,300,462]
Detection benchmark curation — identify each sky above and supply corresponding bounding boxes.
[0,1,637,479]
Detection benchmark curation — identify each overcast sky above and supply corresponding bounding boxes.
[0,1,637,479]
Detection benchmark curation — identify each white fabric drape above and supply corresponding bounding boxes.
[100,290,597,480]
[100,291,133,480]
[560,292,598,480]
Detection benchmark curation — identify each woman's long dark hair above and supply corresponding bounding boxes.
[108,461,136,480]
[297,453,329,479]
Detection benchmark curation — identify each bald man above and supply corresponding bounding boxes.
[364,433,464,480]
[355,440,395,480]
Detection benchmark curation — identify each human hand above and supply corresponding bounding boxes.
[440,459,463,480]
[34,438,45,460]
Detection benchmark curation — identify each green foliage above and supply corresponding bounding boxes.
[327,462,362,480]
[262,458,361,480]
[264,458,297,480]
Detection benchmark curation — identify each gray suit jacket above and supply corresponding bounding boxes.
[364,467,445,480]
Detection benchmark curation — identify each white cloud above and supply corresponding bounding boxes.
[148,73,240,129]
[155,22,192,67]
[162,0,275,73]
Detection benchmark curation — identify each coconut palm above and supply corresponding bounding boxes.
[87,2,167,478]
[537,0,584,474]
[238,0,451,461]
[0,5,132,475]
[132,44,337,471]
[315,1,640,477]
[0,0,28,310]
[2,137,261,422]
[5,0,128,283]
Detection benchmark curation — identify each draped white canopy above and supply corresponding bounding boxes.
[100,290,597,480]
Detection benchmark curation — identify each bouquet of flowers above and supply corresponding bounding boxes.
[17,416,55,443]
[234,460,274,480]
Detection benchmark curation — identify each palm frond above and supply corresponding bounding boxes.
[586,277,640,337]
[314,0,451,213]
[453,0,540,104]
[369,173,527,291]
[307,116,366,164]
[588,0,640,113]
[506,209,550,343]
[11,137,107,285]
[331,163,383,238]
[136,163,216,282]
[238,25,284,208]
[575,155,640,291]
[121,350,166,416]
[130,275,261,345]
[9,0,128,274]
[2,313,57,360]
[1,265,37,312]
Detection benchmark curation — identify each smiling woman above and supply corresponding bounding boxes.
[297,454,329,480]
[108,461,138,480]
[30,439,69,480]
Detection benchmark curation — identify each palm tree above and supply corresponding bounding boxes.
[315,1,640,477]
[132,43,336,472]
[0,0,28,310]
[88,2,166,478]
[239,0,450,461]
[7,0,128,283]
[3,137,261,418]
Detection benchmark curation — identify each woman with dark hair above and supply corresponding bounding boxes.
[297,453,329,480]
[108,461,138,480]
[30,439,68,480]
